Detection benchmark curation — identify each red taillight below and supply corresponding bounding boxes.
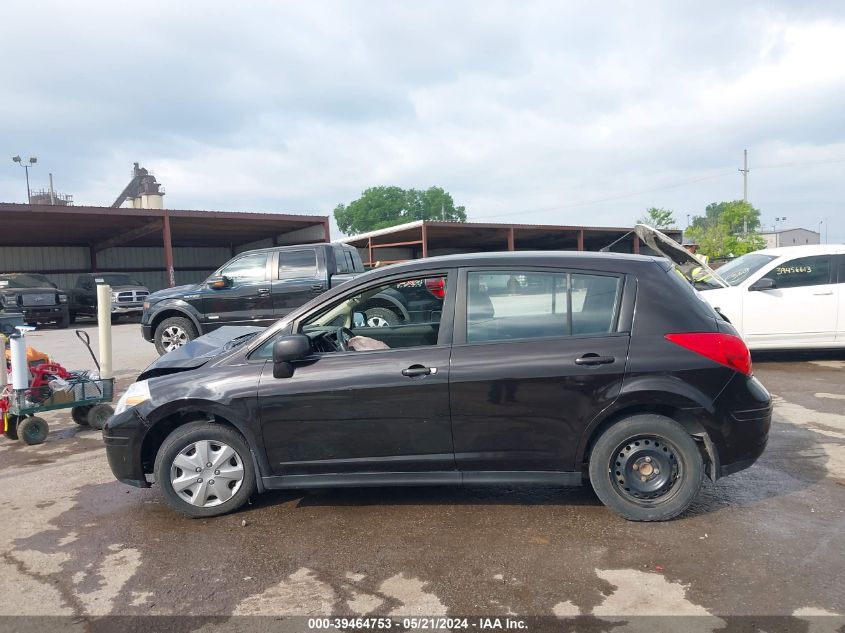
[424,277,446,300]
[665,332,752,376]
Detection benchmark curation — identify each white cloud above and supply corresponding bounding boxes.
[1,1,843,240]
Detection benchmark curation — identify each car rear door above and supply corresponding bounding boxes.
[448,267,630,475]
[743,254,839,347]
[271,247,326,317]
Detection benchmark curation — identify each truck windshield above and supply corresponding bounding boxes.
[94,274,143,286]
[712,253,777,287]
[0,274,55,289]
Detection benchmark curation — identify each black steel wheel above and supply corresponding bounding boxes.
[588,414,704,522]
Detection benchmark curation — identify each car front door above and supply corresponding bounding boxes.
[271,247,326,317]
[743,255,839,347]
[448,268,630,475]
[255,270,457,477]
[203,252,274,329]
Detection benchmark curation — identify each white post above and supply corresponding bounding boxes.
[97,284,113,379]
[0,334,8,388]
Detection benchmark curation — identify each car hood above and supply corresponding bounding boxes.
[146,283,201,302]
[137,325,264,380]
[108,284,149,293]
[0,286,61,295]
[634,224,729,288]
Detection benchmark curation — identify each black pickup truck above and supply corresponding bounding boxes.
[0,273,70,328]
[143,243,369,354]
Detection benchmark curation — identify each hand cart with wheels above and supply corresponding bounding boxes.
[1,330,115,445]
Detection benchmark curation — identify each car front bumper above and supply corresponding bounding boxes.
[16,305,68,323]
[103,406,150,488]
[111,302,144,315]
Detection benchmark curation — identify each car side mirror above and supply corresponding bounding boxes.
[749,277,776,291]
[207,276,232,290]
[272,334,312,379]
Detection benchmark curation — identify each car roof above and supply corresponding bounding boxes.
[238,242,353,257]
[370,250,668,274]
[754,244,845,257]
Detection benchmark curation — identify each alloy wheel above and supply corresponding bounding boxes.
[170,440,245,507]
[161,326,188,352]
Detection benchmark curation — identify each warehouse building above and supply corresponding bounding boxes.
[759,227,820,249]
[0,202,330,291]
[340,220,682,266]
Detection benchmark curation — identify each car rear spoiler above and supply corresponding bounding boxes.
[634,224,729,289]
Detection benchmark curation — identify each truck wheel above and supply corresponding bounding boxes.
[363,306,401,327]
[155,317,198,355]
[154,421,256,518]
[3,415,19,440]
[71,406,93,426]
[87,404,114,430]
[69,311,77,324]
[57,313,70,329]
[18,416,49,445]
[588,414,704,522]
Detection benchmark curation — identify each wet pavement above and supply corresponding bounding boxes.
[1,328,843,630]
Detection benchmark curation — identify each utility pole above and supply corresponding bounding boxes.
[739,149,750,235]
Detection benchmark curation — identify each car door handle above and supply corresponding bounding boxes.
[812,290,833,296]
[258,288,271,296]
[575,354,616,366]
[402,365,437,378]
[310,284,324,292]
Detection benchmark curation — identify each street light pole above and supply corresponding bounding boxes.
[12,155,37,203]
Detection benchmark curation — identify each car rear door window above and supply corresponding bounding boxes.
[466,270,621,343]
[279,249,318,280]
[770,256,832,288]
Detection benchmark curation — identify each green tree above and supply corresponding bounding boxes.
[638,207,677,229]
[334,186,467,235]
[686,200,765,258]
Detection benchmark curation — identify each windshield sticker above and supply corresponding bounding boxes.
[94,277,105,283]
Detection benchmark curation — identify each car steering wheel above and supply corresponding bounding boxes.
[335,327,355,351]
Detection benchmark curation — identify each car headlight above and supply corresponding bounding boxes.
[114,380,151,415]
[143,301,150,310]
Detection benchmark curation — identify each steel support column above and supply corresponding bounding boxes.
[633,234,640,254]
[421,223,428,258]
[577,230,584,251]
[507,227,515,251]
[162,209,176,287]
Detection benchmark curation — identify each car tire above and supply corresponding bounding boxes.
[154,316,198,355]
[69,311,77,324]
[18,416,49,445]
[71,405,92,426]
[87,403,114,430]
[363,306,401,327]
[57,313,70,329]
[588,414,704,522]
[154,421,256,518]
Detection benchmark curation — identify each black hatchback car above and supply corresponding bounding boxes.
[104,252,771,521]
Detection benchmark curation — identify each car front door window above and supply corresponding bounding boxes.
[219,253,268,287]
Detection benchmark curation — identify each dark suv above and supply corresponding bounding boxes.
[105,252,771,521]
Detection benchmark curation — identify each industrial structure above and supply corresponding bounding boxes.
[340,220,681,267]
[0,202,330,291]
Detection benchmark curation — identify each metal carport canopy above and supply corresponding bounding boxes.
[0,203,330,248]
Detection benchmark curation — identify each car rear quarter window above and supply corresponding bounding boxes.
[769,256,832,288]
[465,270,621,343]
[279,249,318,280]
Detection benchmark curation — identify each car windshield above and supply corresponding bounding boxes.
[95,274,143,286]
[0,274,54,289]
[711,253,777,287]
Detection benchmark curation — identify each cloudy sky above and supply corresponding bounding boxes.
[1,1,843,241]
